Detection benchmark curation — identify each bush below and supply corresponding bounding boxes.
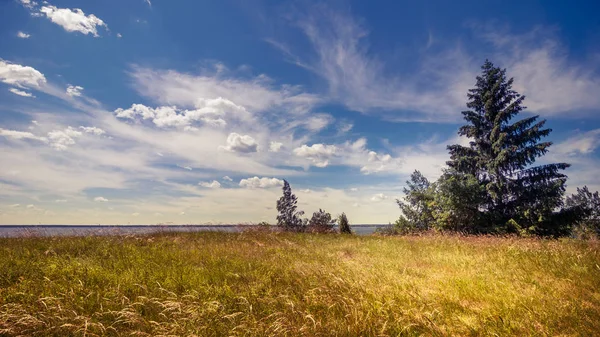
[307,209,335,233]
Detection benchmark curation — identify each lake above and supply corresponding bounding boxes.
[0,224,389,238]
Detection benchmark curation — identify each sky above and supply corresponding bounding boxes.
[1,0,600,225]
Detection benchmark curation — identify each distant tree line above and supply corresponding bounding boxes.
[275,180,353,234]
[392,60,600,238]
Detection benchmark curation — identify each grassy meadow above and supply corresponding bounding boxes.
[1,230,599,336]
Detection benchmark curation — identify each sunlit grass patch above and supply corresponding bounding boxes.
[1,231,599,336]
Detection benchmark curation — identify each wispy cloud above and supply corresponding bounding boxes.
[269,4,600,121]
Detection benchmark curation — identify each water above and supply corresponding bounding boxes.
[0,224,389,238]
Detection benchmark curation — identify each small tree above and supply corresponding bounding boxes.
[307,209,335,233]
[276,180,305,231]
[338,213,352,234]
[395,170,435,232]
[566,186,600,238]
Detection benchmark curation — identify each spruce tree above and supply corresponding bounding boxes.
[338,213,352,234]
[276,180,305,231]
[446,60,570,236]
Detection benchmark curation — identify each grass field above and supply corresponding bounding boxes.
[1,230,599,336]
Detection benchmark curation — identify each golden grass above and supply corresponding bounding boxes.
[0,231,599,336]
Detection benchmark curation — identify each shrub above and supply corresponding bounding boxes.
[307,209,335,233]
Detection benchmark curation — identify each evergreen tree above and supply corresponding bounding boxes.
[276,180,305,231]
[338,213,352,234]
[446,60,570,236]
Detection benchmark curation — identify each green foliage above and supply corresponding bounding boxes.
[430,171,487,233]
[307,209,335,233]
[566,186,600,237]
[445,60,570,236]
[395,170,435,232]
[338,213,352,234]
[276,180,305,232]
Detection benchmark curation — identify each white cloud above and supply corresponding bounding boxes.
[350,188,358,192]
[79,126,105,135]
[223,176,233,181]
[360,151,393,174]
[239,176,284,189]
[114,99,238,128]
[117,33,122,38]
[305,114,333,132]
[371,193,388,202]
[129,65,322,123]
[8,88,34,97]
[0,60,46,88]
[17,31,31,39]
[39,6,108,37]
[132,212,140,216]
[221,133,258,153]
[144,0,152,8]
[18,0,37,10]
[66,85,84,97]
[553,129,600,156]
[55,199,67,203]
[0,128,47,142]
[300,189,311,193]
[9,204,20,208]
[293,143,337,167]
[94,196,108,202]
[199,180,221,189]
[269,141,283,152]
[275,5,600,120]
[47,126,82,150]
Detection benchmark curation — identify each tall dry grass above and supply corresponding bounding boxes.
[0,231,599,336]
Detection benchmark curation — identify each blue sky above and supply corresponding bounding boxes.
[1,0,599,224]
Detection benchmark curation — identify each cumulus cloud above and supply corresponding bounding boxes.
[221,133,258,153]
[114,99,238,128]
[269,141,283,152]
[199,180,221,189]
[66,85,84,97]
[17,31,31,39]
[0,60,46,88]
[79,126,105,135]
[239,177,284,189]
[8,88,34,97]
[39,5,108,37]
[94,196,108,202]
[293,143,337,167]
[47,126,82,150]
[371,193,388,202]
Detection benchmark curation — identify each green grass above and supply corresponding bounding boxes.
[1,230,599,336]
